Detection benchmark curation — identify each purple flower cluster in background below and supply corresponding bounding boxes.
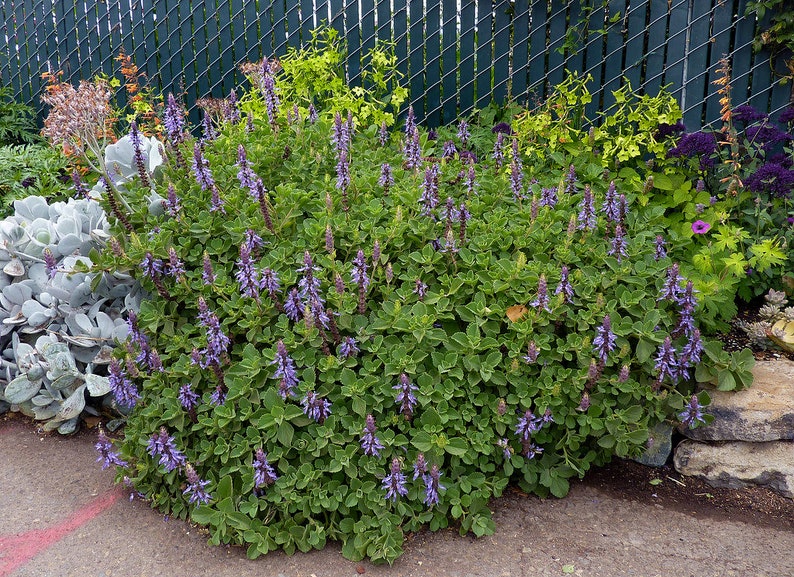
[667,131,717,170]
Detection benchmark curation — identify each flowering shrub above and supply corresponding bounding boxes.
[86,42,754,563]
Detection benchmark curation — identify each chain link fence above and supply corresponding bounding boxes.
[0,0,790,128]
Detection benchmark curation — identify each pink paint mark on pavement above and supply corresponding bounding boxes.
[0,488,122,576]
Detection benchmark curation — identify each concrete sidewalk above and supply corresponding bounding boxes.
[1,417,792,577]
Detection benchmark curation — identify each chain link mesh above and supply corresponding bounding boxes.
[0,0,789,128]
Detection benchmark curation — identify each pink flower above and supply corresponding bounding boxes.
[691,220,711,234]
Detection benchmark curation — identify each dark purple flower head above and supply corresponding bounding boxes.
[178,383,199,411]
[565,164,577,195]
[379,121,389,146]
[779,106,794,125]
[691,220,711,234]
[655,121,686,139]
[253,449,278,489]
[592,314,617,364]
[492,122,512,134]
[360,414,384,457]
[308,103,318,124]
[383,458,408,502]
[679,394,707,428]
[667,131,718,166]
[146,427,186,472]
[442,140,457,158]
[746,123,792,150]
[183,464,212,506]
[338,336,359,359]
[423,464,445,507]
[745,162,794,198]
[109,358,139,409]
[732,105,767,126]
[301,390,331,423]
[394,373,419,419]
[210,385,227,406]
[95,430,128,470]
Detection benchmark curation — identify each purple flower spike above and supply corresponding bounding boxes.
[655,336,680,384]
[43,248,57,279]
[140,252,164,280]
[192,143,215,191]
[443,140,457,158]
[379,163,394,195]
[510,154,524,200]
[165,183,182,217]
[236,243,260,299]
[608,224,628,261]
[602,181,619,222]
[678,395,707,429]
[196,301,230,369]
[210,385,227,406]
[654,235,667,260]
[497,438,512,460]
[394,373,419,419]
[178,383,199,411]
[338,336,359,359]
[457,120,470,147]
[202,252,216,285]
[351,249,370,289]
[531,275,550,311]
[236,144,258,190]
[515,409,541,441]
[166,247,185,280]
[164,93,186,143]
[253,449,278,489]
[659,264,684,302]
[404,128,422,170]
[540,186,557,208]
[95,430,128,470]
[423,464,445,507]
[383,458,408,502]
[592,314,617,364]
[523,342,539,364]
[577,186,596,230]
[680,328,704,367]
[183,464,212,506]
[146,427,186,472]
[413,453,428,480]
[301,391,332,423]
[420,164,440,215]
[109,358,139,409]
[272,340,299,398]
[360,414,385,457]
[492,132,505,168]
[554,265,574,304]
[379,121,389,146]
[283,288,304,321]
[566,164,577,195]
[414,279,428,301]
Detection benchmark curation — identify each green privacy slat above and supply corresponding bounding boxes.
[376,0,391,43]
[217,1,235,94]
[583,3,606,104]
[286,0,301,48]
[0,1,11,87]
[392,0,408,108]
[180,0,198,105]
[623,1,646,90]
[409,0,425,116]
[301,0,315,43]
[529,1,548,100]
[29,0,48,105]
[564,1,585,82]
[664,0,688,105]
[360,0,375,63]
[425,0,440,126]
[682,0,712,128]
[511,0,530,102]
[459,0,475,113]
[259,1,274,56]
[442,0,459,124]
[749,9,774,112]
[475,0,493,108]
[601,0,626,111]
[732,0,754,107]
[272,0,288,55]
[704,2,734,124]
[546,2,567,90]
[329,0,344,39]
[347,0,362,84]
[154,0,180,98]
[492,0,510,103]
[244,0,260,61]
[194,0,213,99]
[644,0,667,93]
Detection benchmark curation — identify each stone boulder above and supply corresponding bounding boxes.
[684,359,794,442]
[673,439,794,498]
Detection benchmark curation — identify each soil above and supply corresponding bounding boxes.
[581,457,794,531]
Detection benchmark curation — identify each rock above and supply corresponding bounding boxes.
[674,439,794,499]
[684,360,794,442]
[633,421,672,467]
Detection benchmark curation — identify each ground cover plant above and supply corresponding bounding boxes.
[40,36,759,563]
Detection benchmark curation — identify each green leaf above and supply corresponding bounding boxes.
[277,421,294,446]
[445,437,468,456]
[216,475,233,501]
